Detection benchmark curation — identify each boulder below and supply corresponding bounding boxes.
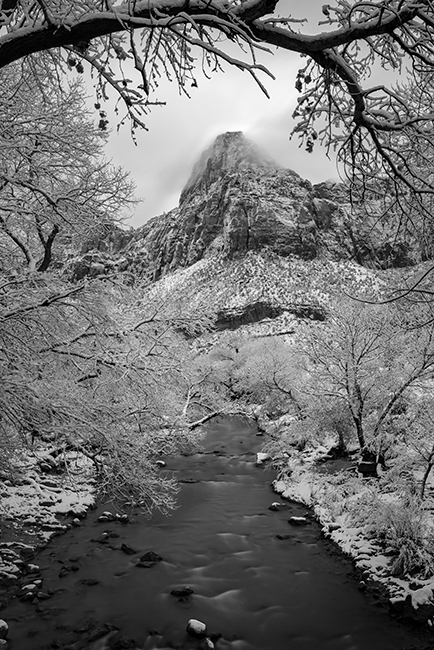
[26,564,40,574]
[136,551,163,568]
[170,586,194,597]
[198,638,215,649]
[120,543,137,555]
[98,511,116,523]
[113,636,138,649]
[36,591,52,600]
[268,502,291,512]
[58,566,70,578]
[0,620,8,640]
[288,516,309,526]
[186,619,207,638]
[140,551,163,563]
[357,460,378,477]
[256,452,271,467]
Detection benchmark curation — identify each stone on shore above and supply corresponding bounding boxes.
[256,452,270,466]
[98,511,116,523]
[0,620,8,639]
[269,502,291,511]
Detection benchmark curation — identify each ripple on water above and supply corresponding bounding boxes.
[196,588,244,610]
[216,532,250,549]
[2,417,434,650]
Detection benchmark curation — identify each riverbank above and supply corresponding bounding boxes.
[2,416,430,650]
[267,434,434,627]
[0,448,96,602]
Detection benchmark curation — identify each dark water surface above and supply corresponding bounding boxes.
[2,418,432,650]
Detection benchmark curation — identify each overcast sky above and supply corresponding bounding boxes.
[104,2,338,228]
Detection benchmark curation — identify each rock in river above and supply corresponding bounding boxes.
[269,502,291,511]
[288,516,309,526]
[171,586,194,597]
[186,619,207,637]
[121,543,138,555]
[136,551,163,568]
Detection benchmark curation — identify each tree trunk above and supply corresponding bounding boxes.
[353,416,365,450]
[421,461,434,499]
[37,224,59,272]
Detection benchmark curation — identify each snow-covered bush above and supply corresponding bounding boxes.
[313,471,366,519]
[347,489,434,578]
[372,499,434,578]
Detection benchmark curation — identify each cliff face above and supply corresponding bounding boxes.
[68,131,425,284]
[66,131,400,334]
[124,132,346,280]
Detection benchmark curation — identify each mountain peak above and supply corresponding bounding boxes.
[180,131,277,203]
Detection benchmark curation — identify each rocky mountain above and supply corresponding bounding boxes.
[68,131,421,334]
[123,131,350,281]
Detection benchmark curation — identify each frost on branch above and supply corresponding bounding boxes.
[3,2,434,227]
[0,0,275,136]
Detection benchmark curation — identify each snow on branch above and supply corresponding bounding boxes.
[3,2,434,214]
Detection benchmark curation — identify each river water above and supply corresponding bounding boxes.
[2,418,432,650]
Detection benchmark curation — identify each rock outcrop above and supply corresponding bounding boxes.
[68,131,430,284]
[123,132,348,280]
[63,132,429,335]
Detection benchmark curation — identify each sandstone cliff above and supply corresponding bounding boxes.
[69,131,425,283]
[122,131,349,281]
[65,132,425,334]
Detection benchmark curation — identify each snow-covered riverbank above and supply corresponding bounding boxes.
[270,441,434,626]
[0,449,95,594]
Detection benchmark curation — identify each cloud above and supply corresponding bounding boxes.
[105,4,338,228]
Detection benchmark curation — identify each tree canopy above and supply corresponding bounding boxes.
[0,58,135,272]
[2,1,434,214]
[0,59,226,513]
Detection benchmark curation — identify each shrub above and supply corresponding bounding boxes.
[372,499,434,577]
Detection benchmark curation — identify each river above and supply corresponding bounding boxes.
[1,417,432,650]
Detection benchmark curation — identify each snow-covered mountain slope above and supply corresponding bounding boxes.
[145,249,384,335]
[68,131,420,331]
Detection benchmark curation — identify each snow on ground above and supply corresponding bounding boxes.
[0,449,96,589]
[272,443,434,623]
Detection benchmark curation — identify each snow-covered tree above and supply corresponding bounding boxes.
[300,302,434,455]
[404,396,434,499]
[0,58,135,272]
[0,272,215,512]
[2,2,434,213]
[0,61,220,513]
